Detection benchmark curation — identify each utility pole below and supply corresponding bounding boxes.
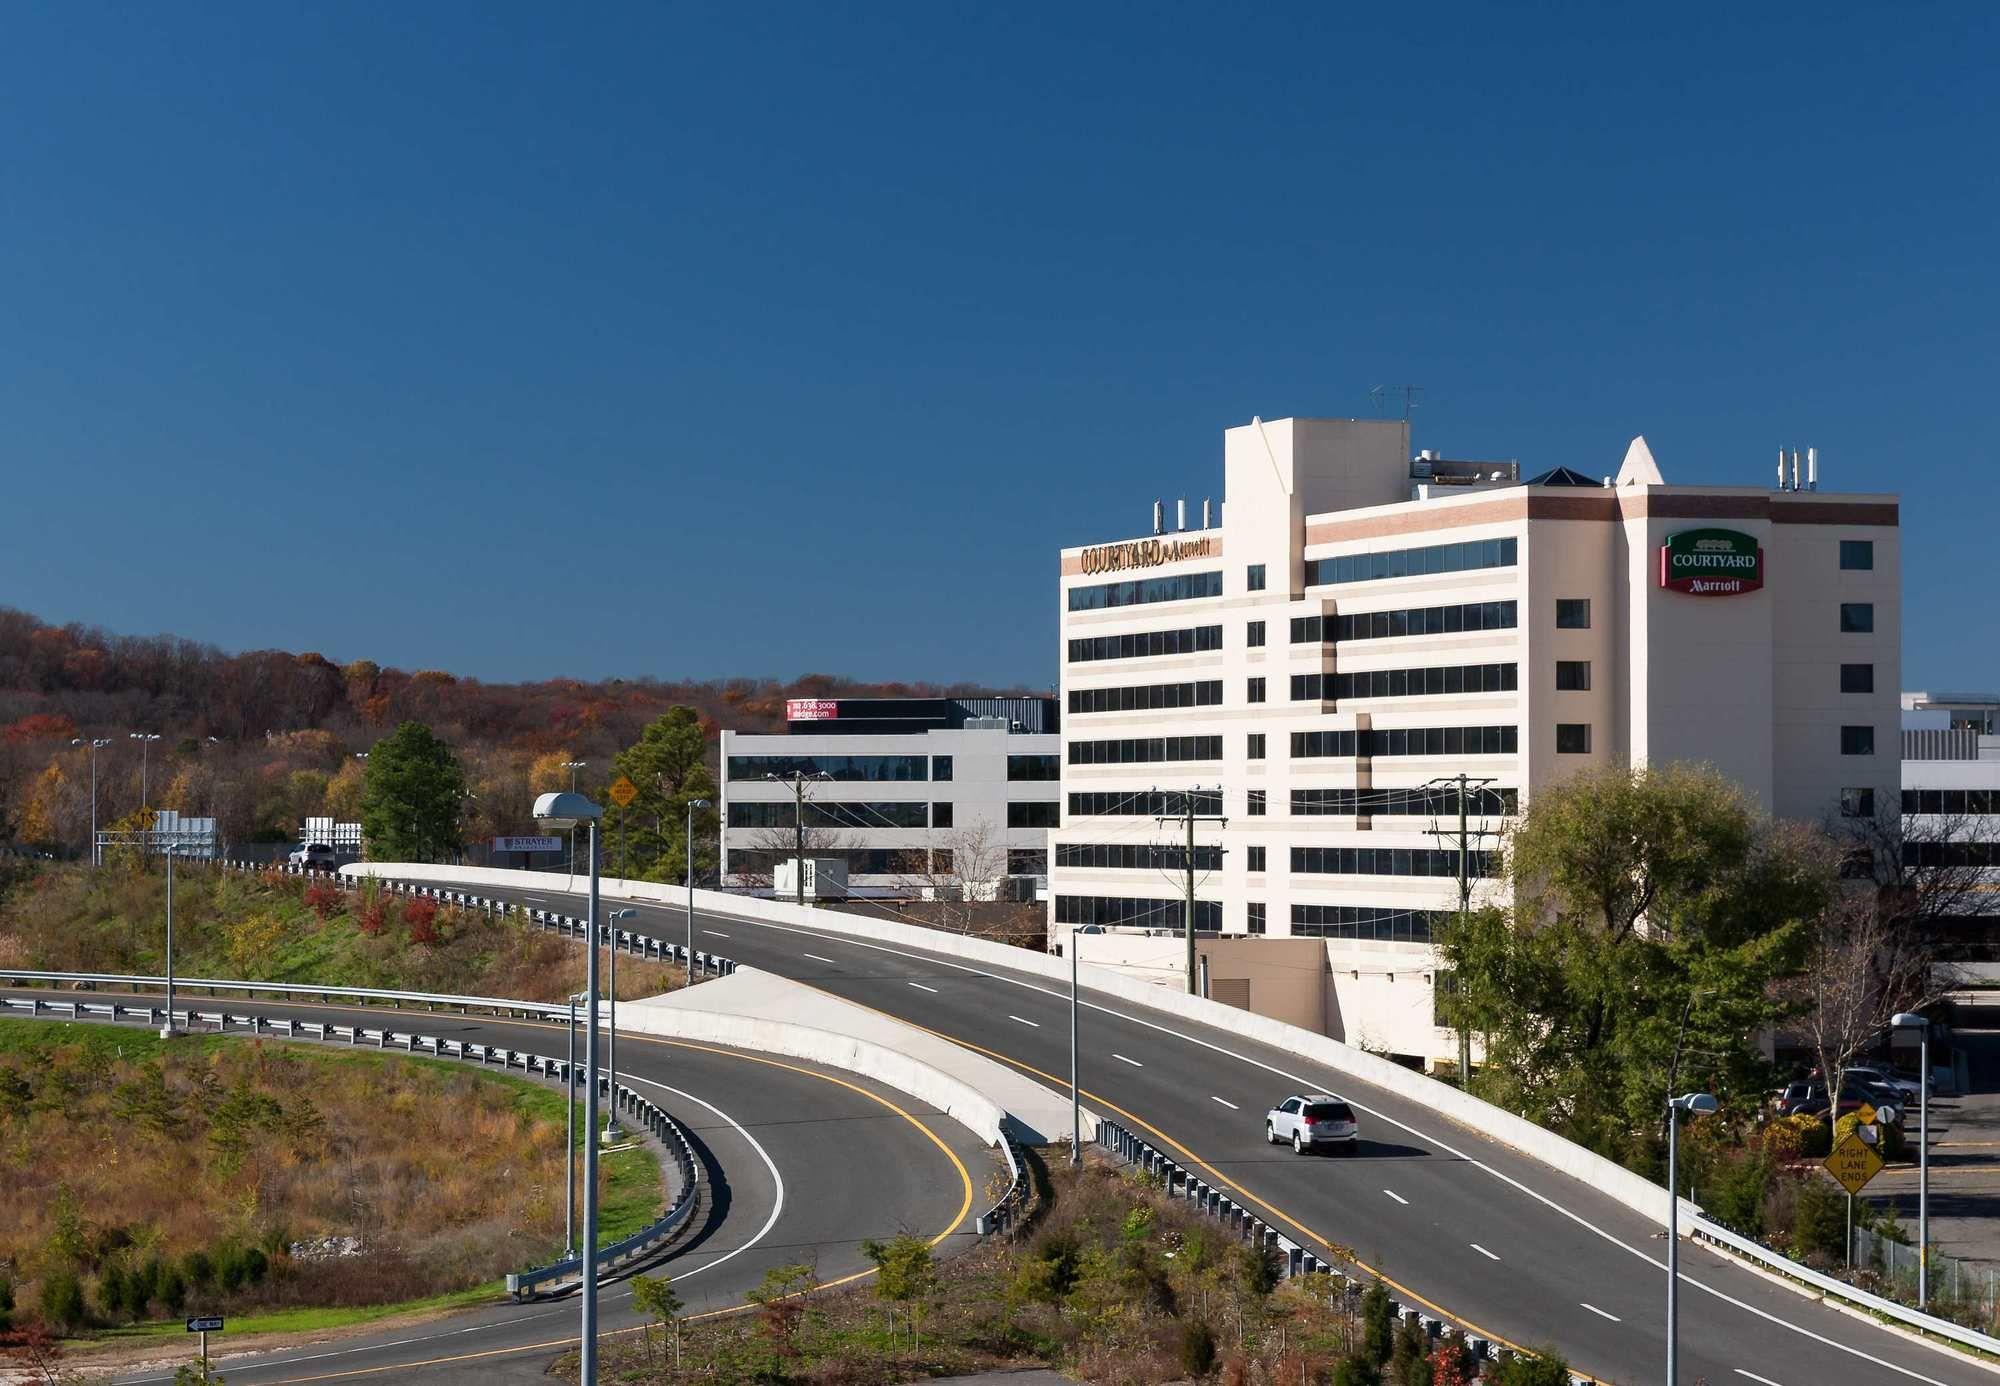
[766,771,830,906]
[1425,773,1497,1086]
[1155,787,1226,995]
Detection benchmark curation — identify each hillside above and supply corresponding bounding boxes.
[0,607,1036,851]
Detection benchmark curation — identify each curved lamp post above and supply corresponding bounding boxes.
[686,798,711,987]
[1666,1090,1718,1384]
[535,791,603,1385]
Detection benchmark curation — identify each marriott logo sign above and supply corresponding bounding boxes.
[1659,527,1764,595]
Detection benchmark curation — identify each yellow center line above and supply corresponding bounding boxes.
[32,993,974,1385]
[799,983,1540,1360]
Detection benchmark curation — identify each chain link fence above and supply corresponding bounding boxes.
[1853,1225,2000,1327]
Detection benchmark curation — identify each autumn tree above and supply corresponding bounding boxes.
[608,709,718,883]
[1438,762,1835,1150]
[359,722,466,862]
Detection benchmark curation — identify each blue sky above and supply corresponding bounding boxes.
[3,3,1994,691]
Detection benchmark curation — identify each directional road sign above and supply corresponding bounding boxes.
[608,775,638,808]
[185,1315,224,1333]
[1824,1133,1885,1196]
[1855,1102,1876,1127]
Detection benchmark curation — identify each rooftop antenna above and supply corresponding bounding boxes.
[1370,384,1424,422]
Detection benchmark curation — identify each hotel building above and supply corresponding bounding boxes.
[1051,417,1900,1064]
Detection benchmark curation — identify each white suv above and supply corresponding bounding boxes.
[1266,1094,1359,1155]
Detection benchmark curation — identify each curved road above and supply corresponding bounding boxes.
[464,876,1995,1386]
[5,994,984,1385]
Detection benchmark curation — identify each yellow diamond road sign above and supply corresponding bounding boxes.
[1855,1102,1877,1127]
[1824,1133,1885,1196]
[607,775,638,808]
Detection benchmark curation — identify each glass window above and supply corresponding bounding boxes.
[1068,625,1224,663]
[1556,599,1591,629]
[1304,536,1516,587]
[1556,661,1591,691]
[932,755,953,781]
[1556,723,1591,754]
[1840,540,1874,571]
[1841,725,1875,756]
[1840,663,1874,694]
[1008,801,1059,828]
[1247,846,1266,872]
[1247,733,1265,760]
[1840,788,1876,818]
[1248,789,1266,817]
[1247,620,1266,648]
[932,801,953,829]
[1248,677,1266,704]
[726,755,928,782]
[1067,570,1224,612]
[1007,754,1061,781]
[1247,564,1267,592]
[1840,603,1874,633]
[1246,902,1266,935]
[1007,848,1047,876]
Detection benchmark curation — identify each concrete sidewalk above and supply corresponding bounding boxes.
[619,968,1088,1147]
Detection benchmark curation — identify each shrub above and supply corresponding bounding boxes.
[1334,1356,1383,1386]
[1796,1118,1832,1159]
[405,896,439,946]
[1708,1153,1773,1235]
[1792,1178,1847,1261]
[1762,1117,1806,1161]
[1428,1334,1472,1386]
[358,898,389,937]
[0,1274,15,1330]
[1390,1315,1434,1385]
[96,1264,130,1321]
[1179,1319,1217,1377]
[181,1250,214,1293]
[158,1268,187,1315]
[1361,1279,1395,1366]
[39,1268,86,1330]
[1489,1349,1572,1386]
[302,880,342,919]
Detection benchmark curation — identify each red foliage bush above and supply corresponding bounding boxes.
[303,880,341,919]
[358,898,390,937]
[405,896,438,946]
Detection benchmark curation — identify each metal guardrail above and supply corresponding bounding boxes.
[1094,1118,1596,1385]
[975,1131,1032,1235]
[1690,1215,2000,1357]
[0,983,702,1301]
[223,861,740,979]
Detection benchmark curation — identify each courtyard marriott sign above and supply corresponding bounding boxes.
[1077,535,1216,575]
[1659,527,1764,595]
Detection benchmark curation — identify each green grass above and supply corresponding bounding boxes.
[2,1019,669,1345]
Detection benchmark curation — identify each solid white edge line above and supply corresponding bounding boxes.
[1210,1096,1239,1109]
[489,888,1966,1386]
[1580,1302,1621,1323]
[1009,1015,1041,1028]
[1470,1243,1500,1261]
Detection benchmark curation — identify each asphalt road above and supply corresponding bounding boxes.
[472,877,1995,1386]
[3,992,985,1386]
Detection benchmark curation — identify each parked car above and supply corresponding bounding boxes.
[288,842,338,871]
[1265,1095,1359,1155]
[1775,1081,1819,1117]
[1843,1065,1922,1103]
[1778,1078,1904,1123]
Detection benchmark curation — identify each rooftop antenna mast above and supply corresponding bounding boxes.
[1370,384,1423,422]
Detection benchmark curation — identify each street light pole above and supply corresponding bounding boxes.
[130,732,161,810]
[1665,1090,1718,1385]
[604,908,636,1144]
[565,990,579,1257]
[534,791,604,1386]
[687,798,711,987]
[72,738,110,865]
[1069,931,1081,1165]
[564,761,587,877]
[161,845,180,1039]
[1894,1011,1930,1308]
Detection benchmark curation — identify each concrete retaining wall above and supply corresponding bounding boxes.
[344,862,1672,1225]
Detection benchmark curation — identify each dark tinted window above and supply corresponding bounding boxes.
[1303,1103,1353,1122]
[1305,536,1517,587]
[1841,663,1874,694]
[1840,540,1874,571]
[1840,603,1874,633]
[1556,599,1591,629]
[1841,725,1875,756]
[1069,625,1223,663]
[1247,564,1267,592]
[1556,661,1591,691]
[1556,723,1591,754]
[1068,571,1224,612]
[1009,801,1060,828]
[1246,620,1266,647]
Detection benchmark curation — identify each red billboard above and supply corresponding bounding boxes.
[786,699,839,721]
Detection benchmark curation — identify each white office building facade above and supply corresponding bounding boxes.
[719,697,1060,897]
[1052,417,1900,1064]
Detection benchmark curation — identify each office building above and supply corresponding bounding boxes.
[1052,417,1900,1064]
[720,696,1060,897]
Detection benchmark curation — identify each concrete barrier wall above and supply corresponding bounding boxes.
[344,862,1671,1225]
[615,1002,1012,1147]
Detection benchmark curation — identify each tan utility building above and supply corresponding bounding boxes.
[1051,417,1900,1065]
